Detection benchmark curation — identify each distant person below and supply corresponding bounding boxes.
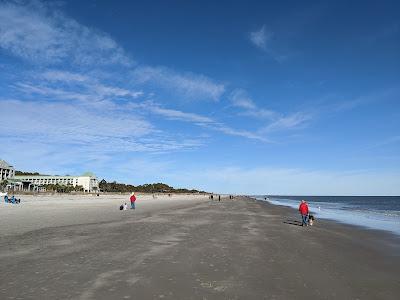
[11,195,15,204]
[130,192,136,209]
[4,195,8,203]
[298,200,309,226]
[218,195,221,202]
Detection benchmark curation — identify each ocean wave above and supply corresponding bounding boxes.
[256,196,400,236]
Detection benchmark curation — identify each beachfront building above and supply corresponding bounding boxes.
[5,178,44,192]
[0,159,15,181]
[14,172,99,193]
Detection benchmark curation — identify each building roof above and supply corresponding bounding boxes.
[14,173,97,179]
[0,159,13,169]
[14,175,75,178]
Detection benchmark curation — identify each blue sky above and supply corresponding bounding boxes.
[0,0,399,195]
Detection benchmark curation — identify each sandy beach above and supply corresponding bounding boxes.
[0,195,399,299]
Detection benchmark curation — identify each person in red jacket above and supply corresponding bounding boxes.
[130,192,136,209]
[299,200,309,226]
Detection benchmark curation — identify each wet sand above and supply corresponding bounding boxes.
[0,195,399,299]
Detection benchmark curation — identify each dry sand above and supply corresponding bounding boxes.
[0,195,399,299]
[0,193,208,236]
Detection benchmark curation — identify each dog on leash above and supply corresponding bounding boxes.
[308,214,315,226]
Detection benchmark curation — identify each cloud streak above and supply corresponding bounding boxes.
[0,98,207,155]
[132,66,225,101]
[0,1,132,66]
[143,102,269,141]
[230,89,276,119]
[230,89,312,133]
[0,1,225,103]
[260,112,312,133]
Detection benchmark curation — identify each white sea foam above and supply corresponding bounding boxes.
[257,197,400,236]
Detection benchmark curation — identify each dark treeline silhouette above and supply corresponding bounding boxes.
[15,171,45,176]
[99,180,204,194]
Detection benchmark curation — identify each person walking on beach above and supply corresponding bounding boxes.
[130,192,136,209]
[299,200,309,226]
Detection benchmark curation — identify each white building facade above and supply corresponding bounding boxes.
[14,172,99,192]
[0,159,15,181]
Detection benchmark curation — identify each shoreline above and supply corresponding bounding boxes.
[1,195,399,299]
[252,197,400,255]
[256,196,400,237]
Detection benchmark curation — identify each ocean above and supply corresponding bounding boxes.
[255,195,400,236]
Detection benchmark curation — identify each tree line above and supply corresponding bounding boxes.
[2,171,204,194]
[15,171,44,176]
[44,184,84,193]
[99,180,203,194]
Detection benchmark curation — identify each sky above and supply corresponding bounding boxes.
[0,0,399,195]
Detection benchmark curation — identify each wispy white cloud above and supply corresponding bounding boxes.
[0,99,207,156]
[142,102,269,141]
[248,25,288,62]
[0,1,226,104]
[14,70,143,103]
[13,75,268,142]
[132,66,225,101]
[0,0,303,163]
[211,124,269,141]
[363,135,400,151]
[147,104,214,124]
[0,99,153,140]
[1,1,225,103]
[0,1,132,66]
[260,112,312,133]
[230,88,257,110]
[326,88,400,112]
[41,70,90,83]
[41,70,144,99]
[249,25,272,50]
[229,89,311,133]
[15,82,94,102]
[230,89,276,119]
